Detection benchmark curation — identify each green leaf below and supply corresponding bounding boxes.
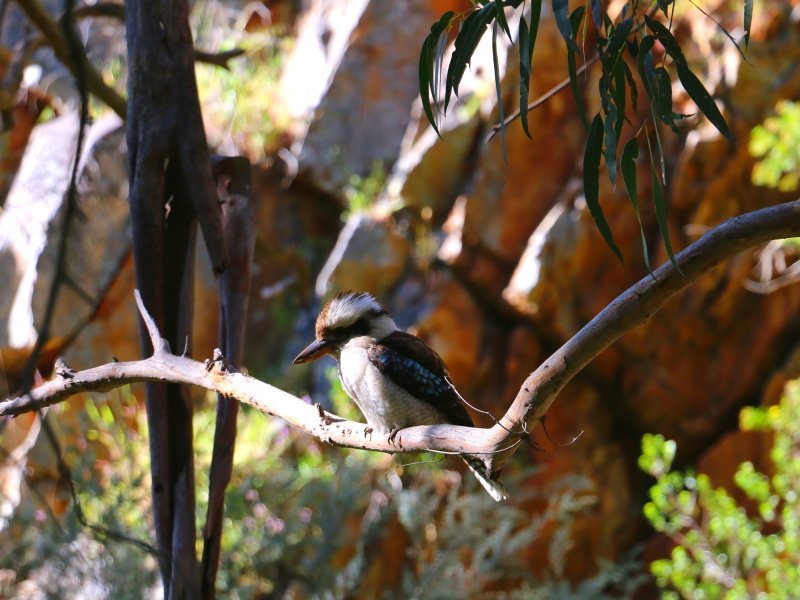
[622,58,638,112]
[553,0,581,54]
[645,16,735,141]
[605,17,633,61]
[431,10,455,36]
[518,18,532,139]
[636,35,657,101]
[419,11,455,135]
[518,0,542,138]
[612,58,627,139]
[492,22,508,163]
[655,0,671,18]
[603,98,618,189]
[621,138,652,273]
[744,0,753,48]
[648,145,681,274]
[568,6,589,129]
[584,113,623,262]
[445,3,495,110]
[419,36,439,135]
[676,61,735,142]
[654,66,680,134]
[494,0,512,42]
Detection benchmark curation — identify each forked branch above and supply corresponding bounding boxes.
[2,201,800,472]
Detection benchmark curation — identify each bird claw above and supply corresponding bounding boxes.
[316,403,332,426]
[388,427,400,445]
[364,426,373,439]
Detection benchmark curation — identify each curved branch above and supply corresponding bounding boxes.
[2,201,800,468]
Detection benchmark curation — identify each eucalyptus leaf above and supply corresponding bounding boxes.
[419,35,439,135]
[621,138,652,273]
[568,6,589,129]
[445,3,495,110]
[494,0,513,42]
[654,66,680,135]
[519,0,542,138]
[492,22,508,163]
[645,16,734,141]
[744,0,753,48]
[676,61,735,141]
[584,113,623,262]
[553,0,581,54]
[650,159,681,273]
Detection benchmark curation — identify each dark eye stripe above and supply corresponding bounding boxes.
[326,317,371,340]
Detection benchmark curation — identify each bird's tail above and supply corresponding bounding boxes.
[462,456,507,502]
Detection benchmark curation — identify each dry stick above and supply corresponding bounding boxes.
[2,201,800,469]
[17,0,126,117]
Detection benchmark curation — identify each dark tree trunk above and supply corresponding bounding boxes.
[125,0,228,597]
[201,157,255,599]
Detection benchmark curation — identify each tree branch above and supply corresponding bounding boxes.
[3,201,800,471]
[16,0,127,118]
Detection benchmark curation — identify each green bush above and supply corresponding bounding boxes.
[640,379,800,599]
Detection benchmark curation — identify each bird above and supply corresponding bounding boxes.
[293,291,507,502]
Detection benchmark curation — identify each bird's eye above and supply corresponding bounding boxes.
[327,326,345,338]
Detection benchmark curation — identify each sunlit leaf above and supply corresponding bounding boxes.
[584,113,623,262]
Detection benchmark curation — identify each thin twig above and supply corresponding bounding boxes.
[19,0,91,389]
[487,55,600,141]
[39,412,160,557]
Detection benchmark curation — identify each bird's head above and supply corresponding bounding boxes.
[293,291,397,364]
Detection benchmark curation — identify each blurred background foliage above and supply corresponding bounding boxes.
[1,0,799,597]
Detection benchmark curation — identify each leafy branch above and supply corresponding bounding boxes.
[418,0,751,269]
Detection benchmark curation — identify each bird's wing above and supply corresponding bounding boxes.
[367,331,474,427]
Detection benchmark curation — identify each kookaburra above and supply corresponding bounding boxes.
[294,291,507,502]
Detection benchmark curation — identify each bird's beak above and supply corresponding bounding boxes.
[293,338,332,364]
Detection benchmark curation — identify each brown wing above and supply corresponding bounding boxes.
[367,331,474,427]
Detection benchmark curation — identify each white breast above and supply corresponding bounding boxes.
[338,337,446,433]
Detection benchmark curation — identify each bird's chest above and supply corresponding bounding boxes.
[338,341,443,433]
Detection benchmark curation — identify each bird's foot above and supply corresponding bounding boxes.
[315,403,333,426]
[388,427,401,445]
[364,426,373,439]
